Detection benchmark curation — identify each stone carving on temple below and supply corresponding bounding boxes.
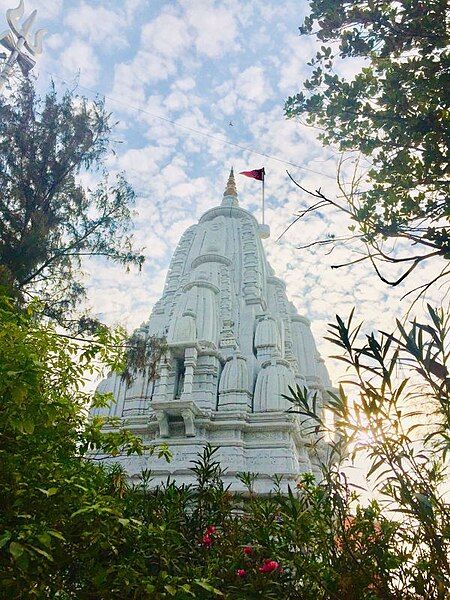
[91,168,334,493]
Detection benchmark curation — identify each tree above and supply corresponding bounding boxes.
[285,0,449,296]
[0,292,167,597]
[0,80,144,329]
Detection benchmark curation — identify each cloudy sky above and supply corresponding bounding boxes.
[1,0,442,381]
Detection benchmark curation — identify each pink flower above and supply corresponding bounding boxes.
[259,559,279,573]
[206,525,216,535]
[243,545,252,555]
[202,534,213,547]
[236,569,247,577]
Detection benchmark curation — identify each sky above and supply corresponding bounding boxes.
[0,0,444,382]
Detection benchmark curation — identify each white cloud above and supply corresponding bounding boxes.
[110,10,193,97]
[45,33,64,51]
[216,65,273,115]
[165,89,200,112]
[183,2,239,58]
[173,77,196,91]
[124,0,145,21]
[276,33,319,95]
[30,0,443,389]
[110,60,147,106]
[236,66,272,103]
[64,2,127,49]
[141,12,191,59]
[114,144,174,190]
[59,39,100,86]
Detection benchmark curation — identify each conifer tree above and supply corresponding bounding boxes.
[0,80,144,329]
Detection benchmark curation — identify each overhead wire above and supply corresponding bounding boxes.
[42,68,337,181]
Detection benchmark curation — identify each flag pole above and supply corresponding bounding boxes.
[238,168,266,223]
[262,171,265,224]
[262,174,265,225]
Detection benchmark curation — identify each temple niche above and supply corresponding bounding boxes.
[92,169,334,493]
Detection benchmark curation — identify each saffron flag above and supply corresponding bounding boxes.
[239,168,265,181]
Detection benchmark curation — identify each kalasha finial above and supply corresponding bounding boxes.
[223,167,238,198]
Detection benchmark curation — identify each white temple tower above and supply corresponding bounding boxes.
[93,169,333,493]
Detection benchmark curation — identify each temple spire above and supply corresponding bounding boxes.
[92,167,334,492]
[223,167,238,198]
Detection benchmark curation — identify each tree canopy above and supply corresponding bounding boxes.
[285,0,449,293]
[0,81,144,328]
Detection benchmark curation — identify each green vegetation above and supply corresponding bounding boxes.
[285,0,449,292]
[0,81,144,329]
[1,293,448,598]
[289,305,450,598]
[0,294,166,597]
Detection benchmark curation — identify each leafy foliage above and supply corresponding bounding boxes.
[285,0,449,291]
[2,291,449,598]
[0,293,160,596]
[0,80,144,328]
[121,329,168,387]
[288,305,450,599]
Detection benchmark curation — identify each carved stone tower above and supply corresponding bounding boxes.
[93,169,333,493]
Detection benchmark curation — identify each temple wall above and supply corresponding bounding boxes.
[91,170,332,491]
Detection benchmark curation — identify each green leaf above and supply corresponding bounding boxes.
[9,541,24,559]
[37,487,58,497]
[48,530,65,541]
[180,583,194,595]
[164,585,177,596]
[29,545,53,561]
[194,580,224,595]
[21,418,35,434]
[71,505,98,518]
[0,531,11,548]
[366,458,385,480]
[37,533,51,547]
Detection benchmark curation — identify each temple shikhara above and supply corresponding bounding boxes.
[93,169,333,493]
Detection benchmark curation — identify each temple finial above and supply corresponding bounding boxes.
[223,167,237,198]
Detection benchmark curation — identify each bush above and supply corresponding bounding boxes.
[1,293,449,598]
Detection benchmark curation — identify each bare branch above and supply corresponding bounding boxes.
[368,253,422,287]
[331,255,372,269]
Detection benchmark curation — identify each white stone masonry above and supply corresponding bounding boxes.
[92,169,334,493]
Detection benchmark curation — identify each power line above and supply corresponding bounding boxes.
[43,69,336,181]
